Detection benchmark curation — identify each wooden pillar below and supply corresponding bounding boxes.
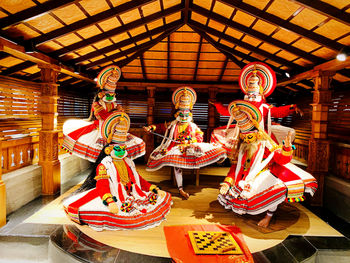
[39,64,61,195]
[0,138,6,227]
[308,70,335,206]
[145,87,156,161]
[207,88,217,141]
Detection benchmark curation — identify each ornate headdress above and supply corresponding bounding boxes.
[228,100,262,133]
[172,86,197,110]
[96,65,121,93]
[101,111,130,144]
[239,62,276,98]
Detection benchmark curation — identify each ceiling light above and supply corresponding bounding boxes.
[336,46,350,62]
[285,72,290,78]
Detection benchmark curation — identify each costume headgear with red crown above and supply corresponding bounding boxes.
[97,65,122,93]
[239,62,276,101]
[172,86,197,123]
[101,111,130,159]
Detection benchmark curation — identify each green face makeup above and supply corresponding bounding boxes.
[113,145,126,158]
[105,93,115,101]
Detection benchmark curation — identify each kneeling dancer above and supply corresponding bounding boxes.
[64,112,172,231]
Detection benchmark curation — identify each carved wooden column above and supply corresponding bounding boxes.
[207,88,217,141]
[145,87,156,161]
[39,64,60,195]
[308,70,335,206]
[0,138,6,227]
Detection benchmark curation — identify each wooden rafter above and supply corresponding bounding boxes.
[167,36,170,80]
[50,4,183,58]
[193,36,203,81]
[277,56,350,87]
[140,54,147,80]
[0,0,79,29]
[27,0,155,46]
[218,58,229,82]
[72,21,180,64]
[0,61,35,75]
[290,0,350,27]
[85,22,182,69]
[219,0,344,51]
[182,0,190,24]
[118,80,239,90]
[189,20,299,70]
[118,24,183,68]
[191,4,323,64]
[0,37,94,83]
[188,24,246,69]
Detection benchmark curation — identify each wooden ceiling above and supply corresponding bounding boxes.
[0,0,349,92]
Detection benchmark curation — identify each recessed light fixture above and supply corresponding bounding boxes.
[336,46,350,62]
[285,72,290,78]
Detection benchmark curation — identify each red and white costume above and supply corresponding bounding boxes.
[63,157,172,231]
[62,66,145,162]
[64,112,172,231]
[215,63,317,216]
[146,87,226,171]
[146,120,226,171]
[62,101,145,162]
[218,140,317,215]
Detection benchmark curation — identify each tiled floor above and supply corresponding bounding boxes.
[1,168,350,262]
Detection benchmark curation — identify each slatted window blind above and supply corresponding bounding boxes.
[328,90,350,143]
[154,101,172,124]
[0,81,40,119]
[57,94,91,119]
[117,99,148,127]
[192,102,208,130]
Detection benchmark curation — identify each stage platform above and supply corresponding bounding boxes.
[19,165,350,262]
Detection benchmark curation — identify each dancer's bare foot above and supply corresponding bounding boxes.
[179,188,190,199]
[257,213,273,228]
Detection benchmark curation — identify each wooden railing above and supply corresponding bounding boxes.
[1,136,39,174]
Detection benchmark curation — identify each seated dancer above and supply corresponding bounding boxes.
[62,65,145,162]
[144,87,227,199]
[63,112,172,231]
[211,62,303,153]
[217,101,317,228]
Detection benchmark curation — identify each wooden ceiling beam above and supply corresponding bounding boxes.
[0,0,79,30]
[0,37,94,83]
[50,4,183,58]
[85,22,182,69]
[189,24,246,69]
[29,0,156,46]
[193,36,203,81]
[183,0,190,24]
[218,58,229,82]
[290,0,350,27]
[167,36,170,80]
[71,20,180,64]
[118,24,183,68]
[277,56,350,87]
[140,54,147,80]
[218,0,344,51]
[189,20,299,70]
[191,4,322,64]
[118,80,240,90]
[0,61,36,75]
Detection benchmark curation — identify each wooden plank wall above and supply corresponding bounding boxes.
[0,76,92,173]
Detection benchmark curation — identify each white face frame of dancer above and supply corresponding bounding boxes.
[176,110,192,123]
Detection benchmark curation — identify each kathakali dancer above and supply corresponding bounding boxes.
[62,65,145,162]
[211,62,303,154]
[217,100,317,228]
[63,112,172,231]
[144,87,227,199]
